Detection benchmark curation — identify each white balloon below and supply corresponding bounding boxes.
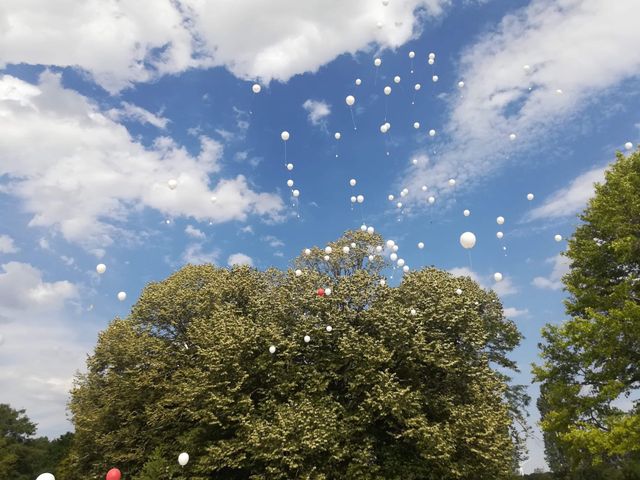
[210,195,217,203]
[351,242,356,248]
[428,196,435,204]
[342,246,350,254]
[390,253,398,261]
[428,52,436,59]
[463,209,470,217]
[394,76,401,83]
[455,288,463,295]
[361,224,367,231]
[269,345,276,354]
[350,196,357,203]
[252,84,261,93]
[392,245,398,252]
[380,279,386,286]
[386,240,395,248]
[409,51,415,58]
[397,258,405,267]
[326,325,333,332]
[345,95,355,106]
[625,142,633,150]
[295,269,302,277]
[178,452,190,466]
[428,129,436,137]
[334,132,341,140]
[325,288,332,295]
[384,86,392,95]
[96,263,106,274]
[385,122,391,129]
[448,178,456,186]
[286,163,294,171]
[414,83,421,91]
[367,226,374,234]
[413,122,420,129]
[356,195,364,203]
[432,75,439,82]
[509,133,517,141]
[168,178,178,190]
[421,185,427,191]
[324,255,330,261]
[418,242,424,249]
[292,189,300,198]
[410,308,417,316]
[325,246,333,254]
[496,231,504,239]
[36,474,55,480]
[554,234,563,242]
[396,202,403,209]
[523,64,531,71]
[527,193,534,201]
[460,232,477,249]
[281,131,290,141]
[400,190,407,198]
[349,178,356,186]
[117,291,127,301]
[412,158,418,165]
[304,335,311,343]
[376,245,383,253]
[380,124,388,133]
[368,254,374,261]
[374,58,382,67]
[494,272,503,282]
[355,78,362,86]
[458,81,465,88]
[497,216,505,225]
[556,89,563,94]
[287,179,294,187]
[304,248,311,255]
[388,194,394,201]
[403,265,409,273]
[428,58,435,65]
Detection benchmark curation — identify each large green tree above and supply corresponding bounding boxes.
[65,230,526,479]
[533,149,640,478]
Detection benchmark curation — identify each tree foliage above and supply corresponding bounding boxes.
[65,230,526,479]
[533,149,640,478]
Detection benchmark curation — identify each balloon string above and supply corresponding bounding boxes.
[467,250,473,270]
[410,59,414,74]
[384,97,388,122]
[374,68,378,86]
[284,141,287,166]
[412,91,416,105]
[349,107,357,131]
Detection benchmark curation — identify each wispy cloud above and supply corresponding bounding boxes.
[227,253,253,267]
[302,99,331,127]
[0,234,19,254]
[532,254,570,291]
[107,102,168,129]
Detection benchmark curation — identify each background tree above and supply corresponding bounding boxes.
[65,230,527,479]
[533,149,640,478]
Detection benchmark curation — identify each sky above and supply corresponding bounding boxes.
[0,0,639,473]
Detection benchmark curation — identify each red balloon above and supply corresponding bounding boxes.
[106,468,121,480]
[316,288,325,297]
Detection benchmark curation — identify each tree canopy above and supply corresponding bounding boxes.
[533,149,640,478]
[64,230,526,479]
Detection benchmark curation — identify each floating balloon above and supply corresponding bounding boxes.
[458,81,465,88]
[350,242,356,248]
[380,124,388,133]
[342,246,350,254]
[345,95,355,106]
[412,158,418,165]
[455,288,463,295]
[386,240,395,248]
[367,226,374,234]
[409,51,415,58]
[287,179,294,187]
[36,474,55,480]
[428,58,435,65]
[397,258,405,267]
[326,325,333,332]
[375,245,383,253]
[210,195,217,203]
[460,232,477,249]
[304,248,311,255]
[374,58,382,67]
[325,288,332,295]
[349,178,356,186]
[380,279,386,286]
[418,242,424,249]
[414,83,421,91]
[317,288,325,297]
[394,76,401,83]
[527,193,534,201]
[390,253,398,261]
[324,255,330,261]
[106,468,121,480]
[497,231,504,239]
[356,195,364,203]
[448,178,456,186]
[392,245,399,252]
[410,308,417,316]
[428,196,435,204]
[295,269,302,276]
[252,84,261,93]
[269,345,276,354]
[334,132,341,140]
[421,185,427,191]
[384,86,392,95]
[523,64,531,72]
[167,179,179,190]
[428,129,436,137]
[304,335,311,343]
[281,131,290,141]
[494,272,503,282]
[403,265,409,273]
[625,142,633,150]
[117,292,126,302]
[556,89,563,94]
[292,189,300,198]
[355,78,362,86]
[350,196,357,203]
[360,224,367,231]
[509,133,517,141]
[463,209,470,217]
[286,163,293,171]
[428,52,436,60]
[396,202,403,209]
[96,264,106,274]
[388,194,394,201]
[413,122,420,129]
[325,246,332,254]
[554,234,563,242]
[178,452,190,466]
[497,216,505,225]
[432,75,439,82]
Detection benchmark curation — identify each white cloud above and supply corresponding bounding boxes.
[0,234,18,253]
[262,235,285,248]
[181,243,219,265]
[0,262,77,320]
[503,306,529,319]
[448,266,481,284]
[227,252,253,267]
[532,254,570,290]
[400,0,640,205]
[0,0,452,92]
[449,266,517,297]
[185,224,205,239]
[0,73,284,250]
[106,102,169,129]
[492,276,518,297]
[302,99,331,126]
[527,165,605,221]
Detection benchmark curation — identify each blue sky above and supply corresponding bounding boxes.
[1,0,639,473]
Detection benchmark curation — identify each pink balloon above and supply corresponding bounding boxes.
[106,468,121,480]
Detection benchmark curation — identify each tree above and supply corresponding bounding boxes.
[65,230,526,479]
[533,149,640,477]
